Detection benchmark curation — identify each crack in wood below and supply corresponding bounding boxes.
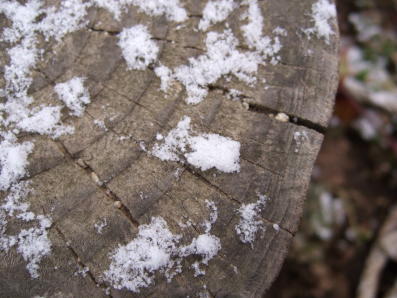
[88,27,120,36]
[208,84,326,134]
[184,166,293,236]
[247,102,326,134]
[54,226,113,297]
[241,157,284,178]
[54,140,140,228]
[184,166,242,205]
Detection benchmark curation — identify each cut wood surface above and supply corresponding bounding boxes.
[0,0,339,297]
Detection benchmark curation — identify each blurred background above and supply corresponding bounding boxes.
[265,0,397,297]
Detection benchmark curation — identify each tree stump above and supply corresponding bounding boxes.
[0,0,339,297]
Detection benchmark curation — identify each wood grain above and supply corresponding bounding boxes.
[0,0,339,297]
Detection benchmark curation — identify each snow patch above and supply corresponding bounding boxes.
[199,0,236,31]
[304,0,336,44]
[54,77,91,117]
[174,29,261,104]
[235,193,268,245]
[91,0,187,22]
[155,2,282,104]
[131,0,187,22]
[103,217,181,292]
[154,64,173,92]
[118,25,159,70]
[152,116,240,173]
[104,202,222,292]
[0,134,33,191]
[0,182,52,278]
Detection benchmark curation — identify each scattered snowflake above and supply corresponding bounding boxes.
[198,0,236,31]
[191,261,206,276]
[235,193,268,245]
[226,89,243,101]
[203,200,218,233]
[272,223,280,232]
[304,0,336,44]
[118,25,159,70]
[54,77,91,117]
[273,27,288,36]
[152,116,240,173]
[93,119,108,131]
[232,265,238,274]
[154,64,173,92]
[178,218,193,229]
[293,131,310,153]
[94,219,108,234]
[74,266,90,277]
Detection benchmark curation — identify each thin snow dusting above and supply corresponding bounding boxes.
[0,182,52,278]
[91,0,126,20]
[16,106,74,138]
[203,200,218,233]
[152,116,240,173]
[104,215,222,292]
[235,193,268,245]
[304,0,336,44]
[54,77,91,117]
[241,0,281,60]
[103,217,181,292]
[0,0,91,278]
[198,0,236,31]
[105,199,223,291]
[93,119,108,131]
[91,0,188,22]
[174,29,261,104]
[131,0,188,22]
[118,25,159,70]
[153,1,284,105]
[0,0,291,288]
[0,134,33,191]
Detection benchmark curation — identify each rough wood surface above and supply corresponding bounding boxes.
[0,0,339,297]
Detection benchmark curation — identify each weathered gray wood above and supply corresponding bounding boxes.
[0,0,339,297]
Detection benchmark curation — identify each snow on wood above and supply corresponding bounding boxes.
[0,134,33,191]
[304,0,336,44]
[198,0,236,31]
[152,116,240,173]
[91,0,187,22]
[235,193,268,245]
[118,25,159,70]
[54,77,91,117]
[103,217,182,292]
[0,182,52,278]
